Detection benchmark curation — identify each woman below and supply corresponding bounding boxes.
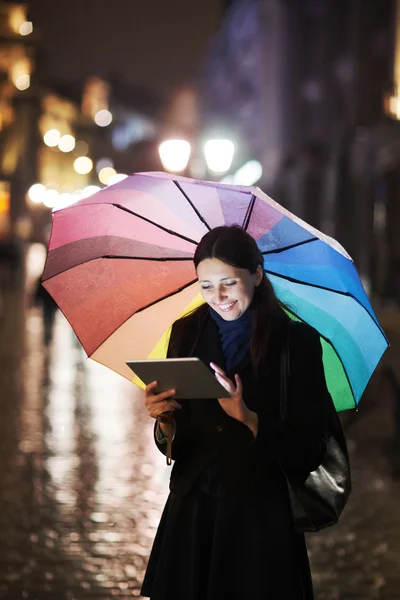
[141,225,340,600]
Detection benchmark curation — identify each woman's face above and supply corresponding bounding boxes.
[197,258,262,321]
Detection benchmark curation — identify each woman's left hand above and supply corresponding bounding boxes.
[210,362,259,438]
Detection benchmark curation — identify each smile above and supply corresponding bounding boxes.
[217,301,237,312]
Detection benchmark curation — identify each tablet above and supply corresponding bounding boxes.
[126,357,230,399]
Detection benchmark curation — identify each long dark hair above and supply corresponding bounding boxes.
[192,225,288,376]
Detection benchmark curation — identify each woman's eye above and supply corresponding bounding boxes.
[225,281,237,287]
[201,285,212,291]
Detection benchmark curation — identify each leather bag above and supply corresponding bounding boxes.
[280,325,352,532]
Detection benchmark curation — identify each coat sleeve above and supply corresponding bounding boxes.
[153,321,193,461]
[255,323,336,476]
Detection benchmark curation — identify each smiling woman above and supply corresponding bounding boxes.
[197,258,263,319]
[141,225,349,600]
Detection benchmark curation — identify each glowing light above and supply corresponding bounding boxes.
[15,73,30,91]
[81,185,101,198]
[43,129,61,147]
[28,183,45,203]
[158,139,191,173]
[98,167,116,185]
[55,193,74,210]
[74,156,93,175]
[58,134,76,153]
[204,139,235,174]
[94,109,113,127]
[107,173,128,186]
[19,21,33,36]
[96,158,113,173]
[221,160,263,186]
[42,189,59,209]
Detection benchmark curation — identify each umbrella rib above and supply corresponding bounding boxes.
[173,181,212,231]
[91,278,198,354]
[111,203,199,245]
[284,307,357,409]
[267,270,388,342]
[262,237,319,255]
[242,194,256,230]
[103,255,192,262]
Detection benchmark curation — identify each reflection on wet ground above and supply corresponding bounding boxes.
[1,266,400,599]
[0,280,168,599]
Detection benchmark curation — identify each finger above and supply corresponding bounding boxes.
[215,373,234,394]
[234,374,242,395]
[147,388,176,404]
[210,362,226,377]
[145,381,159,396]
[148,400,181,419]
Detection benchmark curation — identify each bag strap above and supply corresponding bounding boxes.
[280,322,292,422]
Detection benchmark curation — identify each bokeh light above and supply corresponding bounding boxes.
[28,183,45,203]
[58,134,76,153]
[158,139,191,173]
[43,129,61,147]
[19,21,33,36]
[203,139,235,174]
[15,73,30,91]
[98,167,116,185]
[94,109,113,127]
[96,157,114,173]
[107,173,128,186]
[42,189,59,209]
[74,156,93,175]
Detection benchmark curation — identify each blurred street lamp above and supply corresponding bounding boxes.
[44,129,61,147]
[94,109,113,127]
[221,160,263,186]
[74,156,93,175]
[14,73,30,91]
[58,134,76,153]
[98,167,116,185]
[19,21,33,36]
[203,139,235,174]
[158,139,191,173]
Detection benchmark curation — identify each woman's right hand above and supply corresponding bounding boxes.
[144,381,181,422]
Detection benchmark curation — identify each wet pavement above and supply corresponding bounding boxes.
[1,257,400,599]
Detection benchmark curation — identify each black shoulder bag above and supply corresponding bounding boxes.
[280,325,352,532]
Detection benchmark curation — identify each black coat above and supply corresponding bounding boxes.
[142,306,339,600]
[155,305,337,499]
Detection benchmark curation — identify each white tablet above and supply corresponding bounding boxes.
[126,357,230,399]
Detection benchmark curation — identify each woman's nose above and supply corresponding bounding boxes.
[215,288,227,303]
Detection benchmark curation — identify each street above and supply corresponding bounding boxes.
[0,271,400,599]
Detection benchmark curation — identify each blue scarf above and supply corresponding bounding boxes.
[210,307,253,375]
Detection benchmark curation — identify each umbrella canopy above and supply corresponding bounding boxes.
[42,171,388,411]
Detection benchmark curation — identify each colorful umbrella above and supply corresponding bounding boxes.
[42,171,388,411]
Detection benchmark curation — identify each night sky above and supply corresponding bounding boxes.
[30,0,222,98]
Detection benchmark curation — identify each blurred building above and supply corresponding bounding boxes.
[0,0,163,250]
[201,0,400,299]
[0,0,36,242]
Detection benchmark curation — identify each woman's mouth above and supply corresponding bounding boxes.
[217,301,237,312]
